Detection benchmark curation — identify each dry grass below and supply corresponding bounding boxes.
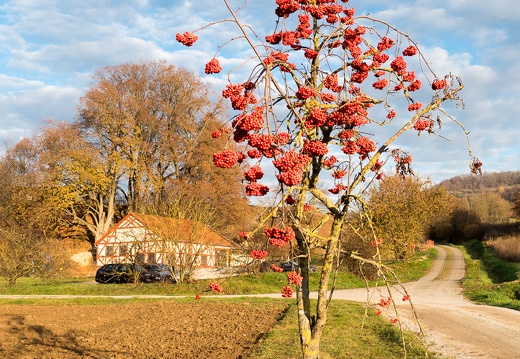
[487,235,520,262]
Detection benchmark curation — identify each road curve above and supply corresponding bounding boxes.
[330,245,520,359]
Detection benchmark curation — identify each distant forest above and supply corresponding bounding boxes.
[439,171,520,201]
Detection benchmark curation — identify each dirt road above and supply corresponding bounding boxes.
[330,245,520,359]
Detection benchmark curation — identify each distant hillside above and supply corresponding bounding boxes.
[439,171,520,201]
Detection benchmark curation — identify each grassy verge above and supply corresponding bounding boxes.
[0,248,438,296]
[252,300,440,359]
[460,240,520,311]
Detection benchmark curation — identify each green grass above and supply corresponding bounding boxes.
[460,240,520,311]
[0,248,438,297]
[252,300,439,359]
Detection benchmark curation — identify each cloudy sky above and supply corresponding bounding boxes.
[1,0,519,183]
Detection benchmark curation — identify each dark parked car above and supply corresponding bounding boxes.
[260,260,317,272]
[140,264,175,284]
[95,263,145,284]
[279,260,317,272]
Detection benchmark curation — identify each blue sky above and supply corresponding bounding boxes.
[1,0,519,183]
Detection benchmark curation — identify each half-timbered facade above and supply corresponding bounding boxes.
[95,212,233,268]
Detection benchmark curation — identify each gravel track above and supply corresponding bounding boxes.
[331,245,520,359]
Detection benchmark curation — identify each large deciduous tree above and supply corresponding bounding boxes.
[365,175,453,259]
[77,60,245,213]
[36,120,122,250]
[178,1,480,357]
[31,61,250,253]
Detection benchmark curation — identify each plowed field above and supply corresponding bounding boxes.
[0,300,288,359]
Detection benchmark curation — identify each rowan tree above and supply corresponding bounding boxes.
[178,1,480,357]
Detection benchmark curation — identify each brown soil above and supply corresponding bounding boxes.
[0,300,288,359]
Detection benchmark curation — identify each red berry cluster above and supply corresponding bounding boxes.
[370,159,384,172]
[324,73,342,92]
[296,85,318,100]
[273,151,311,186]
[287,271,303,286]
[390,56,407,74]
[378,297,392,308]
[212,150,244,168]
[303,203,314,211]
[209,282,223,293]
[271,264,284,272]
[331,169,347,179]
[408,102,422,111]
[264,226,296,247]
[285,195,296,205]
[250,249,268,259]
[413,118,432,132]
[239,231,252,240]
[328,183,347,194]
[248,133,275,152]
[232,106,264,132]
[402,45,418,56]
[322,155,337,169]
[371,238,383,247]
[304,107,327,129]
[281,286,293,298]
[205,58,222,74]
[222,83,258,111]
[432,78,447,90]
[175,31,198,46]
[372,78,389,90]
[246,182,270,196]
[244,165,264,182]
[302,139,328,156]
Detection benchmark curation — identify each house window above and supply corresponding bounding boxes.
[106,246,115,256]
[148,253,156,264]
[200,255,208,267]
[119,244,128,256]
[136,252,145,264]
[215,250,228,267]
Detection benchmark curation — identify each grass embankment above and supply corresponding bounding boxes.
[0,248,437,296]
[460,239,520,310]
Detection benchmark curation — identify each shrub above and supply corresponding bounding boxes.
[487,235,520,262]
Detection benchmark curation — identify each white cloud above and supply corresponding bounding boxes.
[0,0,517,180]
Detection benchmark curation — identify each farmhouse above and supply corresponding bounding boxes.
[95,212,233,268]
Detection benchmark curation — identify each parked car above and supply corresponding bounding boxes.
[260,260,317,272]
[140,264,175,284]
[279,260,317,272]
[95,263,145,284]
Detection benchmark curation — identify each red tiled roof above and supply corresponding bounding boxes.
[96,212,232,247]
